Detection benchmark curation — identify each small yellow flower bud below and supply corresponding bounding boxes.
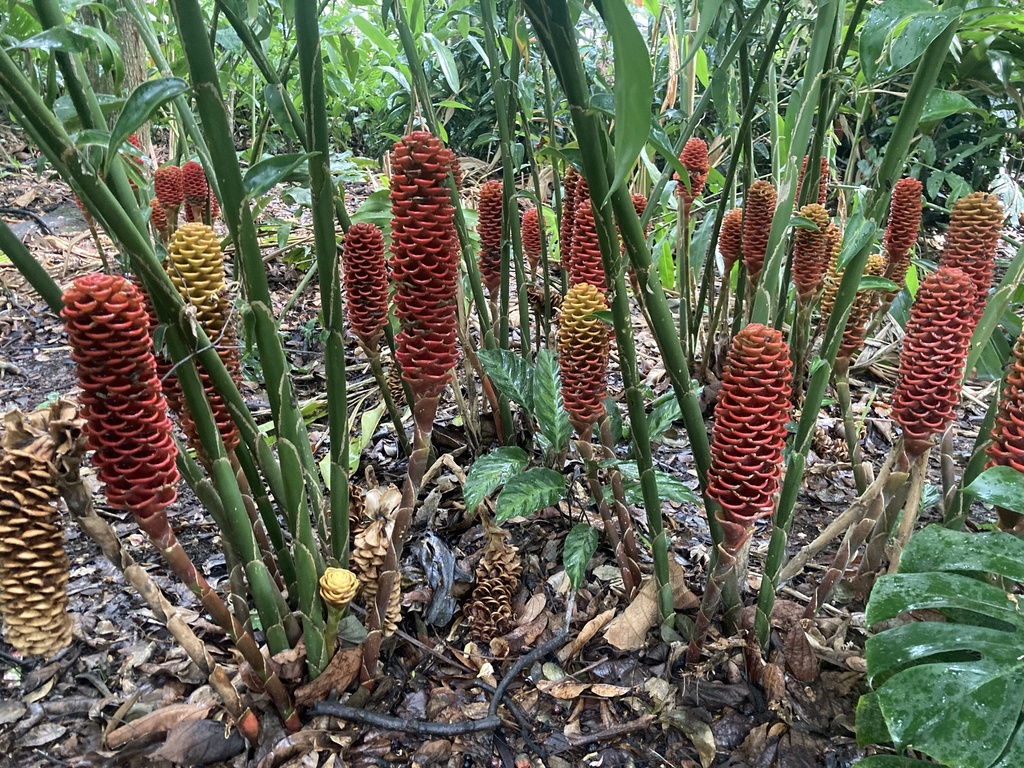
[319,567,360,611]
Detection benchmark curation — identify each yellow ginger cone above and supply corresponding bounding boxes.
[320,568,360,611]
[0,406,74,657]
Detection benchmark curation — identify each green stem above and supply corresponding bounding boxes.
[0,220,63,313]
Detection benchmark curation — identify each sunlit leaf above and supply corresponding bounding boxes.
[243,153,314,200]
[463,446,530,512]
[107,78,189,171]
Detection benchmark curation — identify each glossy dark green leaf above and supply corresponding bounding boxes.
[563,524,599,591]
[899,524,1024,581]
[858,276,900,293]
[963,466,1024,518]
[790,214,823,231]
[599,0,653,202]
[478,349,534,410]
[243,153,314,200]
[615,461,698,506]
[495,467,564,523]
[861,0,960,82]
[263,84,299,141]
[921,89,979,123]
[855,757,941,767]
[351,189,393,231]
[533,349,571,454]
[854,692,892,748]
[463,446,530,513]
[647,394,682,442]
[107,78,189,171]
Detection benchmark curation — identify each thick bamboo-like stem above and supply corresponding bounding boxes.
[359,339,411,458]
[887,451,930,573]
[944,387,999,528]
[686,517,744,665]
[361,394,440,682]
[790,300,814,399]
[576,436,639,598]
[0,219,63,313]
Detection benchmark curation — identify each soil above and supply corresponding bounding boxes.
[0,131,1015,768]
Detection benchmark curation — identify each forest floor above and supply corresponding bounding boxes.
[0,132,1011,768]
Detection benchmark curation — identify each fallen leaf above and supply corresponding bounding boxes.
[558,608,616,663]
[105,703,211,749]
[662,708,716,768]
[536,678,590,699]
[149,719,245,766]
[783,621,819,683]
[590,683,633,697]
[604,561,695,650]
[295,646,362,707]
[18,723,66,749]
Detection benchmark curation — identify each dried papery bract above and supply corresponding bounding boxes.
[477,180,503,297]
[558,283,610,433]
[167,223,240,453]
[882,178,923,293]
[791,204,832,302]
[987,328,1024,530]
[351,482,403,637]
[937,191,1005,322]
[706,323,794,551]
[742,181,777,283]
[521,206,542,277]
[570,199,606,293]
[718,208,743,276]
[890,267,976,458]
[466,514,522,643]
[342,222,389,346]
[559,166,580,276]
[0,406,73,657]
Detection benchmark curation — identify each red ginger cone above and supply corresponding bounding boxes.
[149,198,168,237]
[676,137,709,210]
[890,266,976,458]
[719,207,743,275]
[792,203,832,302]
[938,191,1004,322]
[154,165,184,209]
[742,180,777,282]
[559,167,580,274]
[706,323,793,551]
[986,327,1024,529]
[390,131,460,400]
[796,156,831,206]
[522,207,542,275]
[883,178,923,291]
[343,222,390,345]
[569,199,606,293]
[477,180,503,296]
[61,274,179,521]
[559,283,610,431]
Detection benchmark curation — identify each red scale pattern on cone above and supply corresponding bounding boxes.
[890,267,975,458]
[938,191,1004,322]
[719,208,743,275]
[390,131,460,400]
[149,198,168,235]
[154,164,184,210]
[560,167,580,274]
[569,199,605,293]
[343,222,390,344]
[182,161,208,204]
[796,156,831,206]
[706,323,793,551]
[558,283,609,430]
[987,328,1024,529]
[477,180,503,295]
[792,203,832,301]
[742,181,777,282]
[522,207,542,274]
[675,138,709,209]
[883,178,922,290]
[133,280,183,417]
[61,275,178,519]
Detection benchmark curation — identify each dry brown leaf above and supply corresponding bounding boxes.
[604,561,695,650]
[517,593,547,625]
[294,646,362,707]
[558,608,616,663]
[590,683,633,698]
[149,719,245,765]
[783,621,820,683]
[662,708,716,768]
[536,678,591,700]
[105,703,211,749]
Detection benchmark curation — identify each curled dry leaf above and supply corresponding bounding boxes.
[557,608,616,663]
[604,561,697,651]
[783,621,820,683]
[295,646,362,707]
[105,703,211,749]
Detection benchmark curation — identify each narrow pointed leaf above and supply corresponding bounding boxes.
[107,78,189,171]
[243,152,314,200]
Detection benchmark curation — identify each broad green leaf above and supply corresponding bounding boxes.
[533,349,571,455]
[495,467,565,522]
[860,0,960,82]
[353,13,399,59]
[858,276,900,293]
[855,758,941,767]
[424,33,460,94]
[615,461,698,506]
[563,524,599,591]
[921,89,979,123]
[478,349,534,409]
[963,466,1024,519]
[351,189,393,231]
[898,523,1024,581]
[854,692,893,748]
[600,0,653,202]
[647,394,681,442]
[14,27,98,54]
[463,446,530,512]
[243,153,314,200]
[107,78,189,172]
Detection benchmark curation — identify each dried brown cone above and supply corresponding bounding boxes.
[718,207,743,275]
[465,519,522,642]
[938,191,1005,322]
[742,180,777,282]
[837,254,886,362]
[0,406,74,657]
[558,283,609,432]
[986,327,1024,530]
[883,178,923,292]
[559,167,580,274]
[792,203,832,302]
[349,483,402,637]
[385,363,407,409]
[890,267,976,458]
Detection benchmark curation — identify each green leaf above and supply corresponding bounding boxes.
[533,349,572,455]
[854,692,893,748]
[424,33,460,94]
[106,78,189,172]
[563,524,599,591]
[586,309,615,324]
[790,214,823,231]
[243,153,314,200]
[478,349,534,410]
[599,0,653,202]
[858,276,900,293]
[463,446,530,512]
[353,12,399,59]
[854,758,940,767]
[615,461,698,506]
[963,466,1024,517]
[495,467,565,523]
[647,394,681,442]
[921,89,979,123]
[860,0,960,82]
[263,84,299,140]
